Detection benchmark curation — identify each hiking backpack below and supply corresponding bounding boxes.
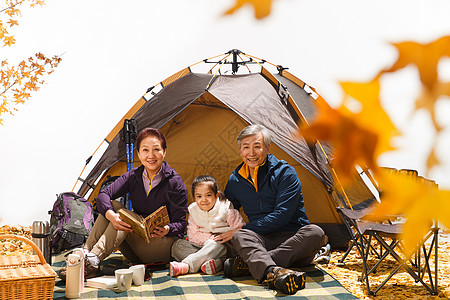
[49,192,94,254]
[88,175,125,222]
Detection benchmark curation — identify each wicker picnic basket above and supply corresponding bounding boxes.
[0,234,56,300]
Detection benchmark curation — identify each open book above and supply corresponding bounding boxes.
[118,206,170,243]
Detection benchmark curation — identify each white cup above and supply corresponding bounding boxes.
[129,264,145,286]
[115,268,133,291]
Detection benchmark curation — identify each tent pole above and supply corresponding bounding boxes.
[205,53,232,91]
[237,53,252,73]
[242,53,277,68]
[71,140,105,193]
[206,54,229,75]
[231,49,240,74]
[361,166,381,193]
[189,53,227,68]
[287,90,355,210]
[317,142,353,210]
[302,95,354,210]
[280,86,355,210]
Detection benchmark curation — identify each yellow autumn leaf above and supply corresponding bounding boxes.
[382,36,450,89]
[401,207,433,257]
[5,8,20,17]
[426,147,440,171]
[435,190,450,230]
[380,36,450,125]
[299,96,379,183]
[415,80,450,132]
[340,78,399,158]
[367,170,447,255]
[3,35,15,46]
[1,52,61,123]
[369,171,420,217]
[7,19,18,27]
[223,0,272,19]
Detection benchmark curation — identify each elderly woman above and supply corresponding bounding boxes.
[59,127,188,280]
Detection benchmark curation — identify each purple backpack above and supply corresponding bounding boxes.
[49,192,94,254]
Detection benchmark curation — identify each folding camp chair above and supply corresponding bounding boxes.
[336,206,385,265]
[336,167,429,266]
[337,205,439,296]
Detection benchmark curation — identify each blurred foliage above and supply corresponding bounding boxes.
[224,1,450,254]
[301,36,450,255]
[223,0,272,19]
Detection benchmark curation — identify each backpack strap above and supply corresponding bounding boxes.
[53,229,68,254]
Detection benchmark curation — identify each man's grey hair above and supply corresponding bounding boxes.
[237,124,271,148]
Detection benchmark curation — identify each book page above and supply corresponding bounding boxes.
[143,206,170,237]
[117,208,149,242]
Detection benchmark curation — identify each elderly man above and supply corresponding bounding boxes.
[215,124,328,295]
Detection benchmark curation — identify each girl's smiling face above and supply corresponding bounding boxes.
[194,182,217,212]
[137,135,166,176]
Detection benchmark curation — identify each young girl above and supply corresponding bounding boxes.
[169,175,245,276]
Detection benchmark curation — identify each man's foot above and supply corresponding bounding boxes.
[263,267,305,295]
[169,261,189,277]
[58,258,100,281]
[312,243,331,265]
[201,259,223,275]
[223,257,251,278]
[84,258,101,279]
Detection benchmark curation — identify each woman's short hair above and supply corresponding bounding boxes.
[136,128,167,150]
[237,124,271,148]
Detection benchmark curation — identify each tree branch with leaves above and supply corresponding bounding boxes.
[0,0,61,125]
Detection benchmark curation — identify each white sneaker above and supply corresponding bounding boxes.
[312,244,331,264]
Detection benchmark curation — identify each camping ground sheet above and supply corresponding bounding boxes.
[52,251,357,299]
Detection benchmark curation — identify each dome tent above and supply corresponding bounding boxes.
[73,50,376,248]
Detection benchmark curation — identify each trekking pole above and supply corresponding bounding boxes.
[124,119,132,172]
[123,119,136,210]
[129,119,138,170]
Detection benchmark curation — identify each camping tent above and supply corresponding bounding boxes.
[73,50,376,248]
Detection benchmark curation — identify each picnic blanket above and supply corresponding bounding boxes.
[52,252,356,299]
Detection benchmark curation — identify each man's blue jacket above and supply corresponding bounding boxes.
[224,153,310,234]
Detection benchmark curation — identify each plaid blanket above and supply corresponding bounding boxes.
[52,252,356,299]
